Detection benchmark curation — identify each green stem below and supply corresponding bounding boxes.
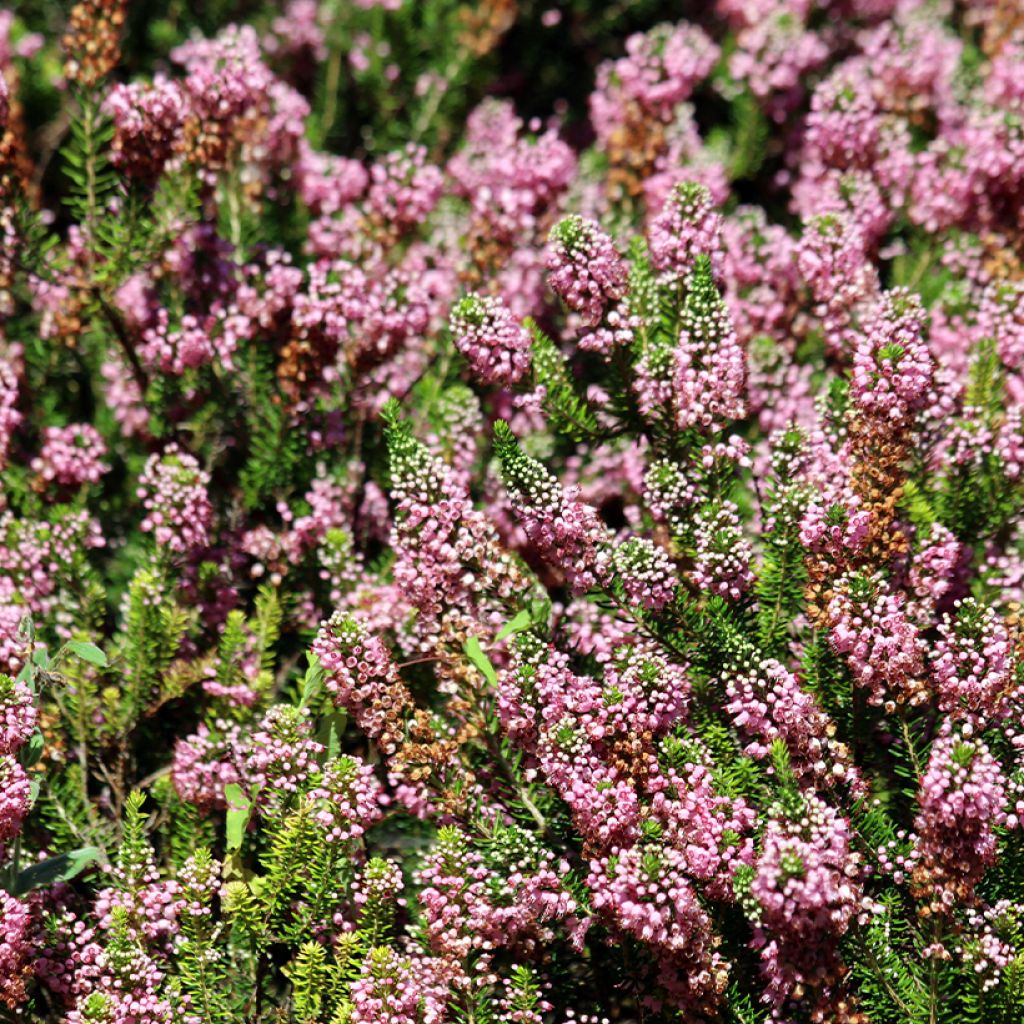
[81,95,99,253]
[856,923,918,1019]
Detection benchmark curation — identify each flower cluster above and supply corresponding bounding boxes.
[449,293,532,386]
[105,78,186,184]
[0,750,30,841]
[313,613,416,756]
[747,794,865,1019]
[31,424,108,488]
[546,216,628,327]
[136,445,213,555]
[913,727,1010,911]
[3,2,1024,1022]
[0,674,35,753]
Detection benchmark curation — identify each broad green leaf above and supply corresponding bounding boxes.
[66,641,108,668]
[301,654,324,708]
[225,783,253,852]
[14,847,102,895]
[496,609,533,641]
[463,637,498,687]
[316,710,347,762]
[21,731,44,768]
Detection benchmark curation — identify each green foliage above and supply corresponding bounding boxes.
[502,965,546,1021]
[755,431,811,657]
[626,237,658,323]
[114,569,190,730]
[902,339,1024,545]
[287,942,330,1024]
[800,630,852,730]
[214,611,249,702]
[170,849,235,1024]
[61,93,118,257]
[239,350,308,510]
[726,89,771,180]
[66,640,108,668]
[37,762,103,853]
[357,858,400,945]
[382,397,449,502]
[981,954,1024,1024]
[153,776,218,869]
[526,320,604,441]
[117,791,153,891]
[847,898,929,1024]
[253,585,283,673]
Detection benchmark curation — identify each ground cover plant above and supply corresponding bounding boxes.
[3,0,1024,1021]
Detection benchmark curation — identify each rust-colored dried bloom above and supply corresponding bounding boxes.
[457,0,518,58]
[62,0,127,87]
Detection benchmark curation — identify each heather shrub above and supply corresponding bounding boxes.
[3,1,1024,1022]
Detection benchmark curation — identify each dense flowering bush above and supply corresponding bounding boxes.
[3,1,1024,1022]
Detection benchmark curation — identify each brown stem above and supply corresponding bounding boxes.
[96,293,149,395]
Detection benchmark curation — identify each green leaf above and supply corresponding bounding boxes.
[21,731,44,768]
[463,637,498,686]
[225,783,254,852]
[13,847,103,895]
[300,654,324,708]
[66,641,108,668]
[496,609,533,641]
[315,710,347,762]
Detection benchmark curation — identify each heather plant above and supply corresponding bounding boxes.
[3,1,1024,1023]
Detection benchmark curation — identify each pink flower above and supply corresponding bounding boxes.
[31,424,108,488]
[547,216,628,328]
[914,725,1008,909]
[450,293,532,385]
[105,78,186,184]
[0,675,36,755]
[137,445,213,555]
[0,755,30,842]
